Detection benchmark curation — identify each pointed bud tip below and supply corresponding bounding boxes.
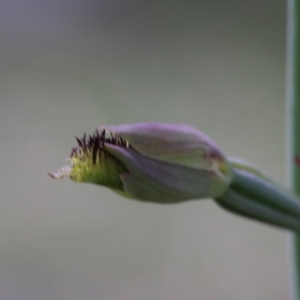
[48,165,71,180]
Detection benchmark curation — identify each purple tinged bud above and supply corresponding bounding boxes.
[50,123,232,203]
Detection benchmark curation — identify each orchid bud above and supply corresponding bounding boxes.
[49,123,232,203]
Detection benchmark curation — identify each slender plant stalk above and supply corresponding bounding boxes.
[287,1,300,299]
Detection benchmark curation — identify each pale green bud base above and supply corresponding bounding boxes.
[49,153,126,190]
[71,154,126,190]
[49,130,128,191]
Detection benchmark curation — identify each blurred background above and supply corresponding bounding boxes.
[0,0,287,299]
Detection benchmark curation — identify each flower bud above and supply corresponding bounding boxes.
[49,123,232,203]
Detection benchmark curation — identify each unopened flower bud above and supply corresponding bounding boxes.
[49,123,232,203]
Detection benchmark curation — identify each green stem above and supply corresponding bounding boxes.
[231,168,300,218]
[214,165,300,233]
[216,188,300,233]
[287,0,300,299]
